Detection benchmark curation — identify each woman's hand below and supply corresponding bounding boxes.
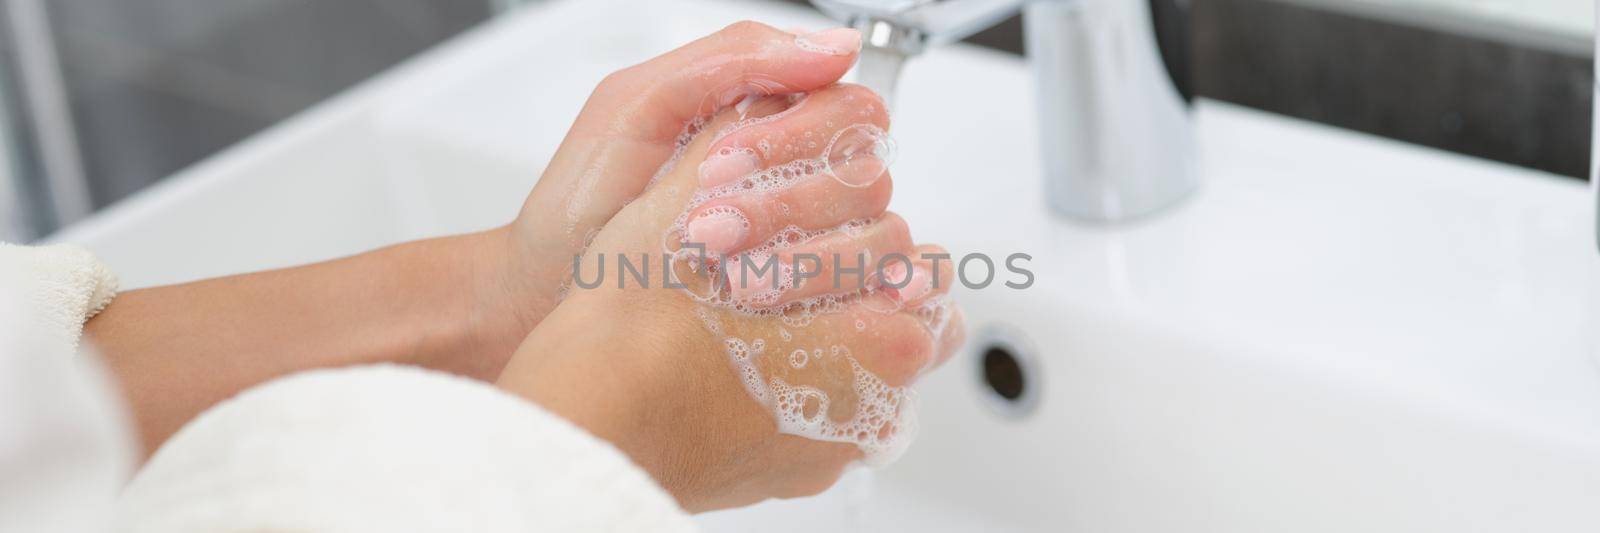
[496,78,966,512]
[483,22,870,364]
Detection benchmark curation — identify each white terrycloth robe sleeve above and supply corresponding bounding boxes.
[0,243,697,533]
[0,243,131,533]
[118,364,699,533]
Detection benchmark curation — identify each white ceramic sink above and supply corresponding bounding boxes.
[52,0,1600,530]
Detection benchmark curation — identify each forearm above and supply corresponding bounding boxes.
[86,227,530,456]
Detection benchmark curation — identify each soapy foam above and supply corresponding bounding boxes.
[724,338,917,465]
[789,348,809,368]
[825,124,897,188]
[793,33,848,55]
[657,93,950,466]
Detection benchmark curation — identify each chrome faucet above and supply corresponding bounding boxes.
[811,0,1197,222]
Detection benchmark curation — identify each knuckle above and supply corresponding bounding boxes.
[877,210,906,230]
[883,321,936,379]
[831,84,891,128]
[778,462,847,499]
[720,20,778,40]
[906,330,938,369]
[877,212,913,247]
[866,173,893,209]
[595,66,641,96]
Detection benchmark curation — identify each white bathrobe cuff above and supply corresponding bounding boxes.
[0,242,118,349]
[118,364,698,533]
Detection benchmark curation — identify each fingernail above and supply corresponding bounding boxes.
[685,207,749,255]
[795,28,861,56]
[896,265,932,304]
[882,262,909,288]
[698,149,761,188]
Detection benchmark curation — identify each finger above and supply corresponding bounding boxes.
[881,244,954,306]
[584,23,863,142]
[769,306,934,388]
[521,22,861,250]
[724,213,915,304]
[698,84,893,189]
[859,243,964,376]
[888,244,963,373]
[678,85,896,256]
[681,170,893,256]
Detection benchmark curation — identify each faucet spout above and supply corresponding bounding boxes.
[814,0,1027,46]
[823,0,1029,108]
[852,37,909,109]
[812,0,1197,223]
[844,17,923,109]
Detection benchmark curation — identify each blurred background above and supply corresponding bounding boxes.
[0,0,1591,242]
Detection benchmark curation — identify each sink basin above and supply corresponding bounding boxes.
[53,0,1600,530]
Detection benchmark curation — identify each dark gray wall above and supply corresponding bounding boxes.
[46,0,491,208]
[1196,0,1591,180]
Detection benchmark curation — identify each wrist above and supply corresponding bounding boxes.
[384,228,539,381]
[495,300,668,475]
[495,298,644,439]
[495,294,733,511]
[465,226,545,360]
